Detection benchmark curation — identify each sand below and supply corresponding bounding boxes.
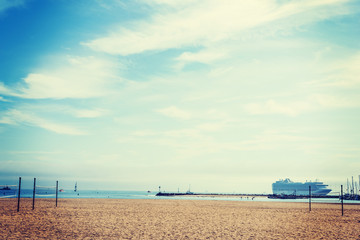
[1,198,360,239]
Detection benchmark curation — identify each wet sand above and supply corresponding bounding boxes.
[1,198,360,239]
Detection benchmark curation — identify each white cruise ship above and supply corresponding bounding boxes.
[272,178,332,196]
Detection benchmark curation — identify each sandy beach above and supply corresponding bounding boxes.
[1,198,360,239]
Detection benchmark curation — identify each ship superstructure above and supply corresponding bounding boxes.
[272,178,331,196]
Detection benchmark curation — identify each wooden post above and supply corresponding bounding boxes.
[341,185,344,216]
[32,178,36,210]
[352,176,354,198]
[17,177,21,212]
[309,185,311,212]
[56,181,58,207]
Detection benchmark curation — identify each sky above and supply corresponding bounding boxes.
[0,0,360,193]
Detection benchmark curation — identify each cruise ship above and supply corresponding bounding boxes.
[272,178,332,196]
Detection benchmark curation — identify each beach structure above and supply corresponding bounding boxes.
[0,177,60,212]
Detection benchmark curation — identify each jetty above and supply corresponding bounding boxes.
[156,192,340,199]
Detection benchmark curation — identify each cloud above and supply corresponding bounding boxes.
[71,108,108,118]
[29,104,110,118]
[321,52,360,88]
[83,0,352,55]
[156,106,191,120]
[8,150,61,155]
[196,123,223,132]
[0,109,86,135]
[142,0,198,7]
[0,96,10,102]
[95,0,126,10]
[244,99,314,116]
[0,0,24,13]
[312,94,360,109]
[176,48,228,65]
[132,122,223,139]
[33,104,108,119]
[0,116,14,125]
[132,130,157,137]
[0,82,17,97]
[1,56,122,99]
[0,102,107,135]
[163,128,202,138]
[244,93,360,116]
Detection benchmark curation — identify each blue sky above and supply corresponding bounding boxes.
[1,0,360,193]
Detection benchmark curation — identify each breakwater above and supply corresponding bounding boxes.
[156,192,340,199]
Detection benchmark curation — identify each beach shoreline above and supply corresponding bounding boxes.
[1,198,360,239]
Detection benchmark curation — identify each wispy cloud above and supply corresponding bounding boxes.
[71,108,108,118]
[0,109,86,135]
[156,106,191,120]
[7,150,61,155]
[27,104,109,119]
[95,0,126,10]
[244,99,314,117]
[142,0,198,7]
[313,94,360,109]
[175,47,229,68]
[0,96,10,102]
[236,129,321,151]
[1,56,122,99]
[0,82,17,97]
[196,122,224,132]
[320,52,360,88]
[0,0,24,13]
[244,93,360,116]
[83,0,352,55]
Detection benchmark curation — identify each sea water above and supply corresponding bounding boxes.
[0,189,156,199]
[1,188,359,204]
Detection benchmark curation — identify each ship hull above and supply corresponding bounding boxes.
[272,179,332,196]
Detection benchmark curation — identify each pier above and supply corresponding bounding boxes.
[155,192,340,199]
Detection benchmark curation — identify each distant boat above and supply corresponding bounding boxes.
[59,189,64,192]
[147,190,151,193]
[272,178,332,196]
[186,184,193,195]
[0,186,11,190]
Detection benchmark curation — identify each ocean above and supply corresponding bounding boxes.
[1,189,156,199]
[1,188,356,204]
